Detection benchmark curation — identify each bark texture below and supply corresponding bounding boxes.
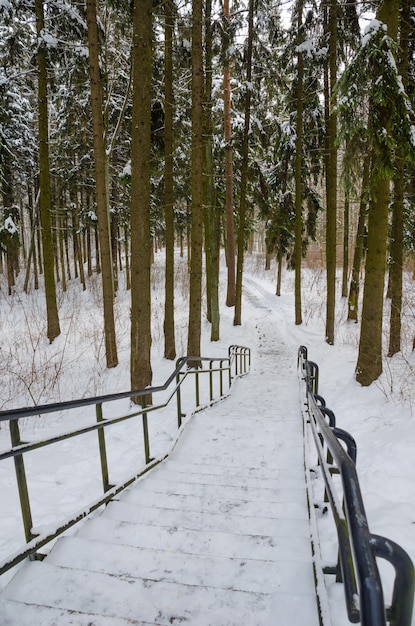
[86,0,118,368]
[36,0,60,343]
[187,0,204,362]
[130,0,153,395]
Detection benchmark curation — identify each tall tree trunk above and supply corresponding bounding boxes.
[86,0,118,368]
[164,0,176,360]
[348,153,370,321]
[294,0,304,326]
[187,0,204,362]
[234,0,254,326]
[35,0,60,342]
[356,0,399,385]
[130,0,153,398]
[224,0,235,307]
[388,0,410,357]
[325,0,338,344]
[203,0,220,341]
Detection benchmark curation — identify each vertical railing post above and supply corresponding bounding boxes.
[141,396,151,465]
[228,347,233,388]
[219,360,224,397]
[96,403,111,492]
[9,420,35,546]
[176,372,182,428]
[209,361,214,402]
[195,370,200,407]
[176,369,183,428]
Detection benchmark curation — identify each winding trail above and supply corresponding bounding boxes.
[0,282,320,625]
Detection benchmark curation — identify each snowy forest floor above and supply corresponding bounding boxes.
[0,252,414,624]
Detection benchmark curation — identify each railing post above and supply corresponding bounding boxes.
[141,396,151,465]
[228,347,233,388]
[176,370,183,428]
[195,370,200,407]
[9,420,35,545]
[96,403,111,492]
[209,361,214,402]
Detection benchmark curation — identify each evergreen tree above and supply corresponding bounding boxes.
[187,0,204,363]
[35,0,61,342]
[86,0,118,368]
[130,0,153,398]
[337,1,415,385]
[163,0,176,360]
[388,0,411,357]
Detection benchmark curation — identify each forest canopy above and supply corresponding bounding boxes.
[0,0,414,389]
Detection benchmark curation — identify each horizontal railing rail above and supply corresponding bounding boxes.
[298,345,414,626]
[0,345,250,576]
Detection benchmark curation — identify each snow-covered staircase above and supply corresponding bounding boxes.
[0,322,320,626]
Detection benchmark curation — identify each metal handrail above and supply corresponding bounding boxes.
[298,345,414,626]
[0,345,250,576]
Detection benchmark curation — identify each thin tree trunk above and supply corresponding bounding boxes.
[203,0,220,341]
[224,0,235,307]
[124,227,130,291]
[1,157,17,295]
[341,188,349,298]
[325,0,337,344]
[388,0,410,357]
[164,0,176,360]
[86,0,118,368]
[86,223,93,277]
[276,249,282,296]
[234,0,254,326]
[187,0,204,363]
[294,0,304,326]
[35,0,60,342]
[130,0,153,400]
[348,153,370,321]
[72,190,86,291]
[59,214,67,292]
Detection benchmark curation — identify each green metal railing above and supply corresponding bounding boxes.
[0,344,250,576]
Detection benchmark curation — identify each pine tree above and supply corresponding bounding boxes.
[388,0,411,357]
[130,0,153,397]
[187,0,204,363]
[337,1,415,385]
[163,0,176,360]
[86,0,118,368]
[35,0,61,343]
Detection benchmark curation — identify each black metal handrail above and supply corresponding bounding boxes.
[0,345,250,576]
[298,345,414,626]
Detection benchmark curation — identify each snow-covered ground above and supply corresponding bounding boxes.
[0,252,414,624]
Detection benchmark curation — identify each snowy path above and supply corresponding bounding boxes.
[0,284,320,625]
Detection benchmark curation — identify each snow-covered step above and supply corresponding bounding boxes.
[129,476,306,506]
[103,499,310,537]
[46,535,309,593]
[153,459,303,482]
[118,484,308,519]
[75,516,309,562]
[0,559,274,625]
